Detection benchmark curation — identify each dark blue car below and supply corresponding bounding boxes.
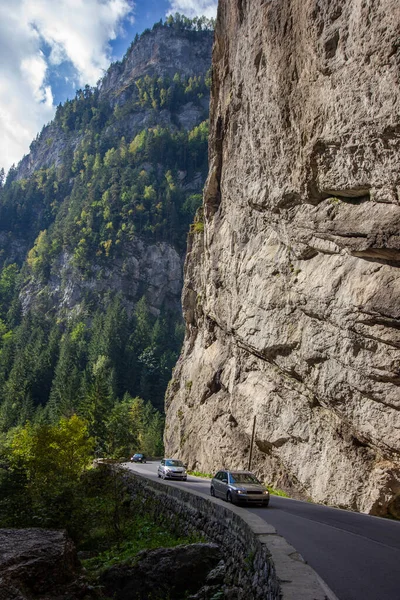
[130,453,146,463]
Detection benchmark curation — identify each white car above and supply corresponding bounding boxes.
[158,458,187,481]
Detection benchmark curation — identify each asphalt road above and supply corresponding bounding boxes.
[124,461,400,600]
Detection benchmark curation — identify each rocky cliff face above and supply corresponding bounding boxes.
[100,27,212,98]
[20,241,183,320]
[165,0,400,516]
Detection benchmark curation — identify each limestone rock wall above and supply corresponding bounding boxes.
[20,241,183,319]
[165,0,400,516]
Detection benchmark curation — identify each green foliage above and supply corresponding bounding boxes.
[132,73,209,112]
[10,415,94,492]
[0,82,208,262]
[265,485,290,498]
[192,221,204,233]
[0,314,61,431]
[0,264,19,320]
[54,86,111,134]
[76,466,202,570]
[83,511,199,574]
[105,395,164,459]
[190,207,205,234]
[0,407,162,534]
[0,167,67,247]
[0,446,196,570]
[0,416,94,528]
[210,591,224,600]
[187,470,213,479]
[163,13,215,32]
[41,119,208,266]
[0,291,179,435]
[183,193,202,215]
[27,230,51,277]
[0,294,171,467]
[79,354,116,451]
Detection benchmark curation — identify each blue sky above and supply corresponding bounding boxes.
[0,0,217,172]
[48,0,173,107]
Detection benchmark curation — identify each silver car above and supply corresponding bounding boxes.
[210,470,270,506]
[158,458,187,481]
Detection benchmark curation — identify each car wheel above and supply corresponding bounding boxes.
[226,491,233,503]
[210,486,215,497]
[182,477,187,482]
[157,472,161,478]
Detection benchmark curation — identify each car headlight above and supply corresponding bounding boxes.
[237,489,247,494]
[263,490,269,495]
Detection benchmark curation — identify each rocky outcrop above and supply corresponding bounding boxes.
[0,528,80,599]
[20,241,183,318]
[165,0,400,515]
[100,543,222,600]
[16,123,76,182]
[100,27,212,99]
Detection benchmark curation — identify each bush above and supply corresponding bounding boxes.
[0,416,94,529]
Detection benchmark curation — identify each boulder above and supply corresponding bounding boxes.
[0,528,78,599]
[100,542,222,600]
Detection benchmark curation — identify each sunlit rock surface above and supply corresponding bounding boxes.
[165,0,400,516]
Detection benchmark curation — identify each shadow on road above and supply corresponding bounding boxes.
[186,479,210,484]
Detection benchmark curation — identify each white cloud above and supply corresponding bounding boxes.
[0,0,133,172]
[167,0,218,19]
[20,53,48,102]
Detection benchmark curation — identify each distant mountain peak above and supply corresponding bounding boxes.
[99,21,213,100]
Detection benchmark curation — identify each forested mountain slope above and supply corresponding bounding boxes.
[0,15,213,456]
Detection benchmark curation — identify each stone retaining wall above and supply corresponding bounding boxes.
[119,468,328,600]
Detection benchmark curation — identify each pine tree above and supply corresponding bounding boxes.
[48,334,83,422]
[78,355,115,454]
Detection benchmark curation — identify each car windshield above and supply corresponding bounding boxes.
[230,473,260,484]
[165,459,183,467]
[134,454,143,457]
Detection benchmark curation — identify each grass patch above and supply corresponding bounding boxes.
[83,512,202,574]
[190,221,204,234]
[265,485,290,498]
[187,470,214,479]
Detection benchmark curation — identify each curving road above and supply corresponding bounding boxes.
[123,461,400,600]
